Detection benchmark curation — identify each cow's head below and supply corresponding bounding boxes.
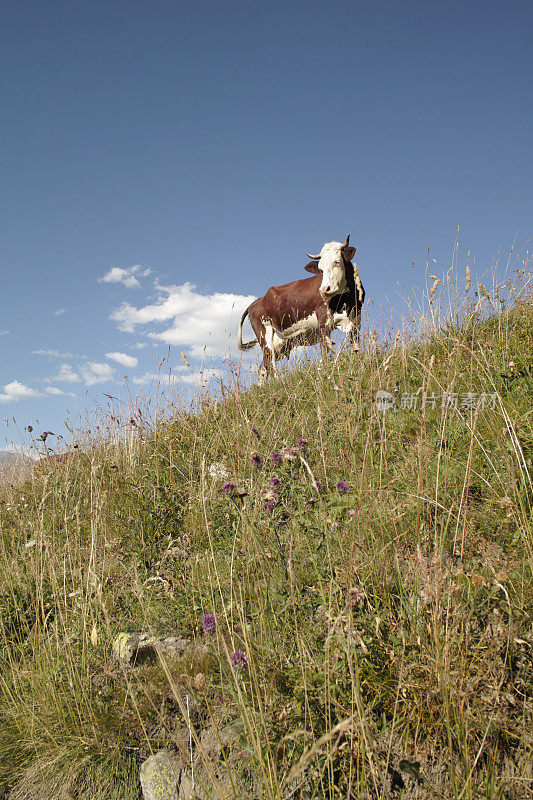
[304,235,356,299]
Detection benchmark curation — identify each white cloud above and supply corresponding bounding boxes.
[80,362,114,386]
[49,363,80,383]
[0,330,9,335]
[0,380,42,404]
[45,387,64,395]
[180,368,224,385]
[106,352,138,368]
[131,367,223,387]
[132,371,180,385]
[53,308,67,316]
[99,265,151,289]
[110,282,256,358]
[33,348,73,359]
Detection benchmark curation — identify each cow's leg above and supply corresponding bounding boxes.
[258,360,268,386]
[316,304,335,360]
[258,348,274,386]
[349,310,362,352]
[248,316,272,386]
[319,325,335,360]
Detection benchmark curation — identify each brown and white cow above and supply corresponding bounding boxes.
[238,235,365,384]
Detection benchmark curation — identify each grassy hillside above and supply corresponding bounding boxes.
[0,278,531,799]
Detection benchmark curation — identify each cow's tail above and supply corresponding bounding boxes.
[238,306,258,350]
[354,264,365,305]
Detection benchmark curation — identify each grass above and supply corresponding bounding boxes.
[0,268,531,799]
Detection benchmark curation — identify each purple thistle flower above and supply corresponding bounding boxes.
[296,437,308,449]
[262,497,277,513]
[271,452,283,464]
[315,481,324,493]
[202,614,216,634]
[336,480,349,495]
[270,476,282,487]
[230,649,248,668]
[222,481,236,495]
[251,454,263,468]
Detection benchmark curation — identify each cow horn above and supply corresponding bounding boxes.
[306,251,321,260]
[341,234,350,249]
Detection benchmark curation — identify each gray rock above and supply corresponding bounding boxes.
[112,632,191,664]
[140,750,183,800]
[140,724,248,799]
[199,723,241,760]
[177,770,195,799]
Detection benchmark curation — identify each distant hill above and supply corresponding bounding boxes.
[0,451,35,483]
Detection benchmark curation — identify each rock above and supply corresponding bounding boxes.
[177,771,194,799]
[140,723,250,800]
[112,633,191,664]
[140,750,182,800]
[199,722,241,760]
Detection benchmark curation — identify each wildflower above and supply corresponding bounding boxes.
[222,481,236,495]
[315,481,324,493]
[348,508,356,518]
[270,476,281,487]
[27,425,33,433]
[271,452,283,464]
[336,480,348,495]
[251,427,261,440]
[202,614,216,634]
[346,586,366,606]
[230,650,248,669]
[251,454,263,468]
[296,437,308,449]
[262,497,277,513]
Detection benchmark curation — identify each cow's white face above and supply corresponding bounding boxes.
[316,241,347,298]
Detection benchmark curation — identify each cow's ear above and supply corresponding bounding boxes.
[343,246,356,262]
[304,261,321,274]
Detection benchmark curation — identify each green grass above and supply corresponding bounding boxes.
[0,274,531,799]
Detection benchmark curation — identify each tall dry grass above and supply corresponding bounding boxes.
[0,262,531,799]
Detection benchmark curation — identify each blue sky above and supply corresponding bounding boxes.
[1,0,532,454]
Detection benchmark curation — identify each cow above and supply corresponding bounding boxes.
[238,235,365,384]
